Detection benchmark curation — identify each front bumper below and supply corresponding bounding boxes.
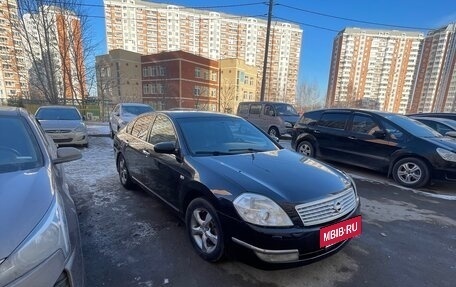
[222,204,361,265]
[47,132,88,146]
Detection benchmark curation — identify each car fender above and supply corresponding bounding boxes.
[387,149,432,178]
[179,180,222,216]
[294,132,318,152]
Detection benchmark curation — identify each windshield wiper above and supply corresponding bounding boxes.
[194,151,233,156]
[228,148,268,153]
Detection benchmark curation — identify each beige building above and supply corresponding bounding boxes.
[326,28,424,113]
[95,49,143,116]
[103,0,302,104]
[219,58,257,113]
[408,23,456,113]
[0,0,27,105]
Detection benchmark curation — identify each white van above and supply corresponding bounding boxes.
[237,101,299,137]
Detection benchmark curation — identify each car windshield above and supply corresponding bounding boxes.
[274,104,298,116]
[385,114,442,138]
[177,117,279,156]
[122,105,153,116]
[0,116,44,173]
[36,108,81,120]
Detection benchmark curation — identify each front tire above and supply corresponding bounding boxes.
[118,154,135,189]
[186,198,225,262]
[268,127,279,138]
[296,140,315,157]
[392,157,430,188]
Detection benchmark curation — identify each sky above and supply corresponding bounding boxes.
[81,0,456,99]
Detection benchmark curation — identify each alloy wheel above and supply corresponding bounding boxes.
[190,208,218,254]
[397,162,422,184]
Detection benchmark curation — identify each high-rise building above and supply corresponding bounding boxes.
[326,28,424,113]
[408,23,456,113]
[23,5,86,103]
[103,0,302,104]
[0,0,27,105]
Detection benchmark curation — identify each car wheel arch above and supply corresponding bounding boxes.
[296,134,318,153]
[180,183,220,215]
[388,154,432,179]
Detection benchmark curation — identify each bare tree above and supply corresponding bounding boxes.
[220,78,236,113]
[11,0,95,109]
[295,80,324,113]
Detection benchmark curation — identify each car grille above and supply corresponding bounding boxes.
[47,129,71,133]
[295,187,357,226]
[53,138,73,143]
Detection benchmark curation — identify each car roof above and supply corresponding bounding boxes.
[119,103,151,107]
[0,106,23,116]
[306,108,397,117]
[157,111,241,120]
[37,105,78,109]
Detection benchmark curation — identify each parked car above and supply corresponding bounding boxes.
[35,105,88,147]
[410,116,456,138]
[237,101,299,138]
[291,108,456,188]
[109,103,154,138]
[408,112,456,121]
[113,111,361,266]
[0,107,84,286]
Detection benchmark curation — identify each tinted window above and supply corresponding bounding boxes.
[318,113,349,130]
[263,104,274,115]
[300,110,322,126]
[0,116,44,173]
[131,115,152,140]
[36,107,81,120]
[249,104,262,115]
[148,115,176,145]
[351,114,381,135]
[382,121,405,141]
[237,103,249,115]
[385,115,441,137]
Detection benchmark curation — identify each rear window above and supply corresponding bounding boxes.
[318,113,349,130]
[299,110,323,126]
[36,107,81,120]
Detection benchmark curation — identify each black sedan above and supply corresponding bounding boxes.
[113,111,361,266]
[292,108,456,188]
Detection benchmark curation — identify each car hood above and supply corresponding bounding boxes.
[192,149,350,203]
[39,120,84,130]
[423,136,456,151]
[281,115,300,124]
[0,167,54,259]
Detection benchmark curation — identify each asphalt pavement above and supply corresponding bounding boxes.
[62,134,456,287]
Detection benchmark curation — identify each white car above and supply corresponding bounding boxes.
[35,105,89,147]
[109,103,154,138]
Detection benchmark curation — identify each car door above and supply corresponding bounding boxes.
[246,103,263,130]
[124,115,155,182]
[313,111,352,162]
[345,113,394,171]
[142,115,182,209]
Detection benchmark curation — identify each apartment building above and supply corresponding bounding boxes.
[326,28,424,113]
[95,49,143,116]
[103,0,302,104]
[23,5,86,103]
[219,58,257,113]
[408,23,456,113]
[0,0,27,105]
[141,50,218,110]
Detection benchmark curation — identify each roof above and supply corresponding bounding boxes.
[119,103,151,107]
[0,107,27,117]
[160,111,240,120]
[308,108,398,117]
[37,105,79,109]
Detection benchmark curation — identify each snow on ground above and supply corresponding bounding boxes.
[86,122,110,136]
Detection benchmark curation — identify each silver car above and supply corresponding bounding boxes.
[35,106,89,147]
[0,107,84,286]
[109,103,153,138]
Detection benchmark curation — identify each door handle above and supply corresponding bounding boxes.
[313,130,321,134]
[348,136,356,140]
[142,150,150,157]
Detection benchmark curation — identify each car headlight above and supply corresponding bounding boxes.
[436,148,456,162]
[285,122,293,128]
[0,193,70,282]
[74,125,86,133]
[233,193,293,227]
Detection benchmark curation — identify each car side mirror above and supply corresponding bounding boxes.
[53,147,82,164]
[373,130,386,139]
[445,131,456,138]
[154,141,176,154]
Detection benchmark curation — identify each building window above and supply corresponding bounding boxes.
[194,86,201,96]
[195,67,201,78]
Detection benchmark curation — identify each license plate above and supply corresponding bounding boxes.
[320,215,362,248]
